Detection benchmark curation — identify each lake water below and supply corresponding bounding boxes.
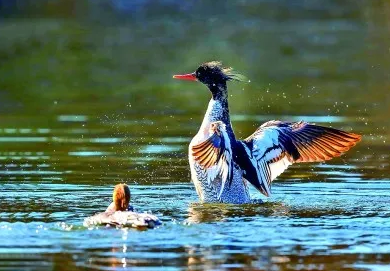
[0,1,389,270]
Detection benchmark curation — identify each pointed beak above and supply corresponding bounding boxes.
[172,72,197,81]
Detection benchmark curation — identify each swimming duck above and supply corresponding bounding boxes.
[173,61,361,204]
[84,183,160,228]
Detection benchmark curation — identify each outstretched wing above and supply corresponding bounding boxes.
[191,125,233,199]
[236,120,361,197]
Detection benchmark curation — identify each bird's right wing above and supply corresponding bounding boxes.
[236,120,361,197]
[191,123,233,199]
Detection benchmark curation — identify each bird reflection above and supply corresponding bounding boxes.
[184,243,286,270]
[186,201,290,224]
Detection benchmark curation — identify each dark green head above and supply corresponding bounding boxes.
[173,61,248,86]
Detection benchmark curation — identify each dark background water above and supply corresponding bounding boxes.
[0,1,389,270]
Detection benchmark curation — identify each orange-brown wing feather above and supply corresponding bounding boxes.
[192,133,222,168]
[285,124,361,163]
[238,121,361,198]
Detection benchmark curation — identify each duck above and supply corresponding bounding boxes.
[173,61,361,204]
[84,183,161,229]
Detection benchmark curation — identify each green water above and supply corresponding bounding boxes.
[0,1,389,270]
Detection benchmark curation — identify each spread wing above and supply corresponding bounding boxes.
[236,120,362,197]
[191,125,233,199]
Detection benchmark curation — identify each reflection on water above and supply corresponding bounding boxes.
[0,0,390,270]
[186,202,289,224]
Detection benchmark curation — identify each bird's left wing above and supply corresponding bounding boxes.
[191,122,233,199]
[236,120,361,197]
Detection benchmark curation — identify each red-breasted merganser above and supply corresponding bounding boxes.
[173,61,361,204]
[84,183,160,228]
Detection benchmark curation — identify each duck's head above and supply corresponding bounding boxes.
[173,61,247,98]
[113,183,131,211]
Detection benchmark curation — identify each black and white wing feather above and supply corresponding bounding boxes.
[191,121,233,199]
[236,121,362,197]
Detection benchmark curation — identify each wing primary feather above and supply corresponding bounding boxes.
[196,145,215,166]
[192,137,211,150]
[192,143,213,159]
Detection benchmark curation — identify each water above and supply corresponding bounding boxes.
[0,1,390,270]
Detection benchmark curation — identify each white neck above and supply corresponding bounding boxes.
[199,99,223,136]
